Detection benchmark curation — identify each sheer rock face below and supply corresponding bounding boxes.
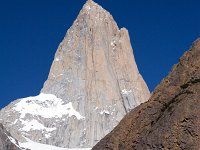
[93,39,200,150]
[41,0,149,110]
[0,124,21,150]
[0,0,150,148]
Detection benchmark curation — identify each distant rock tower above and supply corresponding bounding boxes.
[0,0,150,148]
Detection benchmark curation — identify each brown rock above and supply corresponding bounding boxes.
[93,39,200,150]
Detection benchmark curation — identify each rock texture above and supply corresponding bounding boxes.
[0,123,22,150]
[41,0,150,111]
[0,0,150,148]
[93,39,200,150]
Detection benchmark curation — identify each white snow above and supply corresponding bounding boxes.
[111,41,115,46]
[13,119,17,124]
[13,93,85,120]
[94,107,98,110]
[104,110,110,115]
[20,119,56,132]
[68,79,73,83]
[19,138,91,150]
[100,110,110,115]
[85,5,91,10]
[7,136,18,145]
[58,74,64,77]
[5,133,22,149]
[55,58,60,61]
[121,89,132,95]
[83,128,86,135]
[45,133,52,138]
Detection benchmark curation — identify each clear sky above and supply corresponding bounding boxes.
[0,0,200,109]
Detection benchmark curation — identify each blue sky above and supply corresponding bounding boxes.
[0,0,200,109]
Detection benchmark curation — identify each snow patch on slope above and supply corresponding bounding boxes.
[13,93,84,120]
[5,133,22,149]
[100,110,110,115]
[20,119,56,132]
[19,138,91,150]
[121,89,132,95]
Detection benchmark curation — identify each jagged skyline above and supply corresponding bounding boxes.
[0,0,200,108]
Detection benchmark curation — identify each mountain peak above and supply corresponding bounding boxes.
[84,0,99,8]
[80,0,114,21]
[86,0,94,4]
[0,1,150,148]
[82,0,102,11]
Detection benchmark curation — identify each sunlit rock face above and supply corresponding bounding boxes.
[0,0,150,148]
[93,39,200,150]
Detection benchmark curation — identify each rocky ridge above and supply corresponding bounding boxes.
[0,123,22,150]
[93,39,200,150]
[0,0,150,148]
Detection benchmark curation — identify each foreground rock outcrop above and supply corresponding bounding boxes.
[93,39,200,150]
[0,124,21,150]
[0,0,150,148]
